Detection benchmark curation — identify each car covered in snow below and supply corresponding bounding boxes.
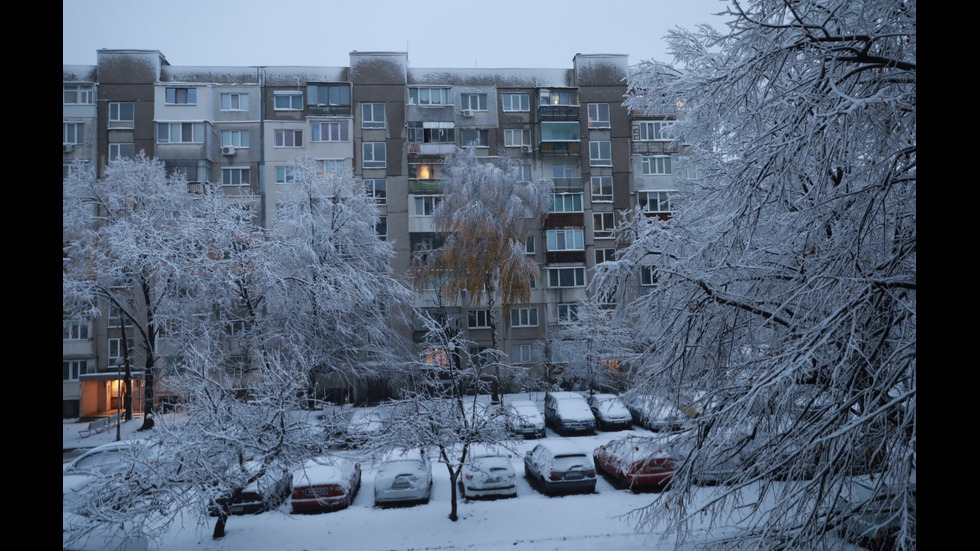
[374,447,433,507]
[593,436,676,492]
[290,456,361,514]
[505,400,546,438]
[459,444,518,499]
[209,458,293,516]
[523,440,596,496]
[586,393,633,431]
[543,391,596,436]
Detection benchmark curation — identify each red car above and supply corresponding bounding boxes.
[290,456,361,514]
[593,436,676,492]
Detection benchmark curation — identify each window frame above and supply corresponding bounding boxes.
[274,91,303,111]
[461,93,488,111]
[275,166,295,184]
[639,191,672,213]
[63,122,85,145]
[108,143,135,161]
[640,265,659,286]
[587,103,610,128]
[546,229,585,251]
[510,307,539,328]
[414,195,443,217]
[549,192,583,213]
[408,87,453,106]
[639,121,675,142]
[589,140,612,166]
[364,179,387,204]
[468,309,492,329]
[512,344,533,363]
[504,128,531,147]
[63,84,94,105]
[109,102,135,123]
[63,319,90,340]
[157,122,204,144]
[641,155,672,175]
[221,166,251,187]
[547,267,586,288]
[63,359,88,381]
[274,129,303,148]
[591,176,613,202]
[220,93,249,111]
[311,120,350,142]
[460,129,489,148]
[362,142,387,168]
[361,103,386,129]
[221,129,250,148]
[595,248,616,264]
[593,212,616,238]
[165,87,197,105]
[376,216,388,241]
[502,93,530,112]
[307,84,351,107]
[558,303,580,323]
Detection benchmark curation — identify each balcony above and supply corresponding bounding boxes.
[544,213,585,227]
[538,142,582,156]
[546,251,587,264]
[551,177,583,192]
[409,143,456,156]
[409,180,443,194]
[307,105,351,117]
[538,104,580,120]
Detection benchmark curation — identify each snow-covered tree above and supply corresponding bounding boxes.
[412,147,553,403]
[598,1,916,548]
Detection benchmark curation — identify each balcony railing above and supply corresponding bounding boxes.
[550,177,583,192]
[409,180,443,194]
[538,142,582,156]
[538,104,580,120]
[307,105,351,117]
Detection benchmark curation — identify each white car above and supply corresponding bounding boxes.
[586,393,633,431]
[374,447,433,506]
[543,392,596,435]
[506,400,546,438]
[524,440,596,496]
[63,439,160,477]
[459,444,517,499]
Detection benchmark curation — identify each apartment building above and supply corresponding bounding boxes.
[63,50,682,417]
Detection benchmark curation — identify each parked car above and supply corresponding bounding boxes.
[209,458,293,516]
[586,393,633,431]
[506,400,546,438]
[668,428,752,485]
[341,406,389,448]
[622,393,691,432]
[523,441,596,496]
[459,444,518,499]
[374,447,433,507]
[63,439,160,477]
[835,472,916,551]
[63,473,150,551]
[593,436,676,492]
[543,391,596,435]
[290,456,362,514]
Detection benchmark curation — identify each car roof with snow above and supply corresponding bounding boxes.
[292,456,357,487]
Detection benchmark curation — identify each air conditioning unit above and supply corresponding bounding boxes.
[62,143,74,153]
[221,145,236,155]
[461,109,475,118]
[521,145,533,153]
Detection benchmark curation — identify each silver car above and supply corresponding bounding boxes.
[459,444,517,499]
[524,441,596,496]
[374,447,433,506]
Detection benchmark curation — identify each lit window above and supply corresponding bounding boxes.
[220,93,249,111]
[510,308,538,327]
[221,167,250,187]
[502,93,529,112]
[274,129,303,147]
[165,87,197,105]
[538,89,578,106]
[587,103,610,128]
[591,176,613,202]
[641,156,672,175]
[362,103,386,128]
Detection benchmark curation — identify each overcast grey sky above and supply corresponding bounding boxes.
[63,0,726,69]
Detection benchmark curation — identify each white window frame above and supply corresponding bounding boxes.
[307,84,351,107]
[311,121,349,142]
[593,212,616,238]
[461,93,488,111]
[587,103,610,128]
[109,102,134,123]
[165,87,197,105]
[414,195,443,217]
[64,84,94,105]
[322,160,345,178]
[409,87,453,106]
[468,309,492,329]
[157,122,204,144]
[275,166,295,184]
[461,129,489,147]
[549,193,583,213]
[504,129,531,147]
[641,155,672,175]
[547,267,586,288]
[108,143,135,161]
[589,140,612,166]
[519,165,532,182]
[274,129,303,148]
[364,179,387,204]
[524,235,536,255]
[639,121,674,141]
[546,229,585,251]
[502,93,530,112]
[63,360,88,381]
[221,167,250,187]
[591,176,613,202]
[221,130,250,148]
[63,122,85,145]
[274,91,303,111]
[220,93,249,111]
[510,307,538,328]
[362,142,387,168]
[362,103,386,128]
[641,265,658,286]
[376,216,388,241]
[639,191,673,213]
[63,319,90,340]
[108,338,124,365]
[595,248,616,264]
[558,303,580,323]
[512,344,533,363]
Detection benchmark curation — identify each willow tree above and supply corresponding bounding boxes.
[413,147,552,403]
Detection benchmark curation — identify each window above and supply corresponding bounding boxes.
[461,130,489,147]
[540,121,580,141]
[547,267,586,288]
[639,191,672,213]
[157,122,204,143]
[549,193,582,213]
[221,130,250,148]
[468,309,492,329]
[165,87,197,105]
[220,93,249,111]
[376,216,388,241]
[595,248,616,264]
[553,164,574,179]
[322,160,345,178]
[461,93,488,111]
[640,121,674,141]
[558,303,580,323]
[63,319,89,340]
[275,166,295,184]
[519,165,532,182]
[641,265,659,286]
[311,121,349,142]
[469,346,491,367]
[512,344,533,363]
[589,140,612,166]
[274,91,303,110]
[108,338,124,364]
[64,84,94,104]
[362,103,386,128]
[510,308,538,328]
[108,305,123,328]
[538,89,578,106]
[547,229,584,251]
[504,129,531,147]
[108,143,135,161]
[274,129,302,147]
[63,360,88,381]
[414,196,443,217]
[593,212,616,238]
[358,179,386,205]
[408,123,455,144]
[109,102,134,123]
[591,176,613,202]
[524,235,536,255]
[307,84,351,106]
[409,87,452,106]
[502,93,530,112]
[221,167,250,187]
[362,142,386,168]
[588,103,610,128]
[63,122,84,145]
[641,155,672,175]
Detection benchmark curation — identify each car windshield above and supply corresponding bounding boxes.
[552,454,589,471]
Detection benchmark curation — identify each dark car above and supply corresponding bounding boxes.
[523,441,596,496]
[290,456,362,514]
[209,459,293,516]
[622,393,691,432]
[543,391,596,436]
[593,436,676,492]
